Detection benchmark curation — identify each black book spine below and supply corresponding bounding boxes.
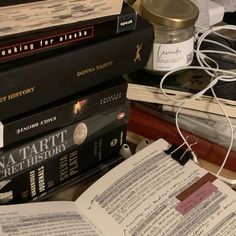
[0,16,154,120]
[1,78,127,148]
[0,124,127,204]
[0,2,137,62]
[0,102,130,181]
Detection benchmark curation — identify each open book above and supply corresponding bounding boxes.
[0,139,235,235]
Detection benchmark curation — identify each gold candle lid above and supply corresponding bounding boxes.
[140,0,199,29]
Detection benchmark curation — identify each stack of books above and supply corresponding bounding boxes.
[0,0,154,204]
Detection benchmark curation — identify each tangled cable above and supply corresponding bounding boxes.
[159,24,236,185]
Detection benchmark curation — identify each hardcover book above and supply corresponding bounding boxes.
[0,16,154,120]
[126,69,236,118]
[0,138,235,235]
[128,104,236,172]
[0,77,127,148]
[0,102,130,181]
[0,2,137,63]
[133,101,236,152]
[0,124,127,204]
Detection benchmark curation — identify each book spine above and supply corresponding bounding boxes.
[1,78,127,148]
[128,105,236,172]
[0,102,130,181]
[0,124,127,204]
[0,16,154,120]
[0,3,137,62]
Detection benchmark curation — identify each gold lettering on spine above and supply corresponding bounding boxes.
[76,60,113,77]
[7,87,35,101]
[0,87,35,104]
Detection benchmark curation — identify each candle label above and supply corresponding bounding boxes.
[153,37,194,71]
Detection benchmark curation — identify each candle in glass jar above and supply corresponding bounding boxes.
[140,0,199,74]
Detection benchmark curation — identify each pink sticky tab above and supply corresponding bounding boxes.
[176,181,218,215]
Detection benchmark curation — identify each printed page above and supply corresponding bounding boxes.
[76,138,236,236]
[0,201,104,236]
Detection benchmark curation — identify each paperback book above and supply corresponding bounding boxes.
[0,2,137,62]
[0,138,235,235]
[0,77,127,148]
[0,124,127,204]
[126,69,236,118]
[0,16,154,120]
[0,102,130,181]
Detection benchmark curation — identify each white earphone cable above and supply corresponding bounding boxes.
[159,24,236,185]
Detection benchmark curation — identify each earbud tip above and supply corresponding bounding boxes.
[119,143,132,159]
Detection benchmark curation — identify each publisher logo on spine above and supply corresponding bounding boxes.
[110,139,118,147]
[117,14,136,33]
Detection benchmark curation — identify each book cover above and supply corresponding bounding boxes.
[128,104,236,172]
[0,101,130,181]
[126,69,236,118]
[0,16,154,120]
[0,77,127,148]
[0,2,137,63]
[0,124,127,204]
[0,138,235,235]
